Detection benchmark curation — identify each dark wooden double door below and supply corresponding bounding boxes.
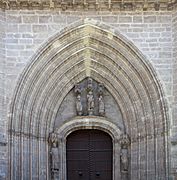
[66,129,113,180]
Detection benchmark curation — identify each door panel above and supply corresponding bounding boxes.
[66,130,112,180]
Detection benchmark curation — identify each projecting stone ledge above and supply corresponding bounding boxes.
[0,0,176,11]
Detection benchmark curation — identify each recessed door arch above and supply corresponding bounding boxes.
[56,117,122,180]
[66,129,113,180]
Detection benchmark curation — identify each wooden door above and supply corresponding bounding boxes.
[66,129,113,180]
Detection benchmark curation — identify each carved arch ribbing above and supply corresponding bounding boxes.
[8,19,169,179]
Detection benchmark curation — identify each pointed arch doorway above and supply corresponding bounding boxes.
[66,129,113,180]
[9,19,169,180]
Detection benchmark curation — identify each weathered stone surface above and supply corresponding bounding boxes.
[4,19,169,180]
[22,15,38,23]
[0,8,7,180]
[171,10,177,179]
[55,79,123,129]
[0,5,176,180]
[0,0,176,11]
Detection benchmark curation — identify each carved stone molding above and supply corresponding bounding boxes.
[8,19,170,179]
[0,0,176,11]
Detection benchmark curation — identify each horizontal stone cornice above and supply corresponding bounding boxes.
[0,0,176,11]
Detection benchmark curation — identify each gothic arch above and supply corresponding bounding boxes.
[8,18,169,179]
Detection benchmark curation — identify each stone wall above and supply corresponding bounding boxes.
[171,10,177,178]
[7,18,170,179]
[172,11,177,130]
[0,9,7,180]
[5,10,173,102]
[1,9,175,179]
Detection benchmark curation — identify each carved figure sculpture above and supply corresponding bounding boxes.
[75,83,83,115]
[98,83,105,116]
[76,94,83,115]
[120,134,130,172]
[49,133,59,172]
[87,91,94,115]
[98,95,105,116]
[120,148,128,171]
[51,141,59,171]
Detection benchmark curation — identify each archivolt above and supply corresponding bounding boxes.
[9,19,169,179]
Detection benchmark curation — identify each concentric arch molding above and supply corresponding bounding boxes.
[8,18,170,179]
[55,116,122,140]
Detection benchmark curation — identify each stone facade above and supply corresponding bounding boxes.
[0,2,177,180]
[171,10,177,178]
[4,10,173,102]
[0,9,7,180]
[7,19,169,179]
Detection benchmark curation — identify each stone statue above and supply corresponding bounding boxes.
[87,78,94,115]
[98,83,105,116]
[120,134,130,172]
[87,90,94,115]
[76,94,83,115]
[75,83,83,115]
[49,133,59,173]
[98,95,105,116]
[120,148,128,171]
[51,141,59,171]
